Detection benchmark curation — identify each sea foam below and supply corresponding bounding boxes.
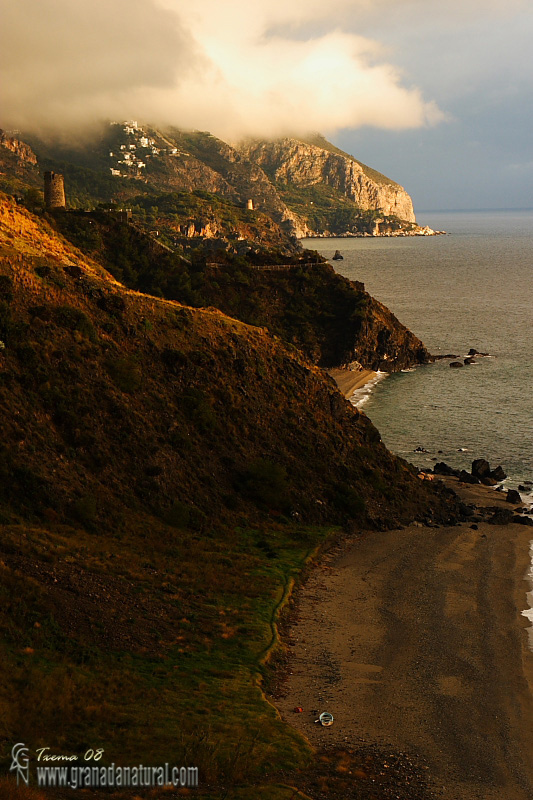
[349,371,388,409]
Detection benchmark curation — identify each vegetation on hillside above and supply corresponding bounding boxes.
[0,195,457,798]
[273,180,387,235]
[49,209,429,369]
[0,131,449,800]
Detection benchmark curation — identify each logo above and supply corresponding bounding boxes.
[10,743,30,786]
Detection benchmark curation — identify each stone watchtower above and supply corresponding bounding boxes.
[44,171,66,210]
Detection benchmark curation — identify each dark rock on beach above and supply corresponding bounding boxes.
[472,458,491,480]
[488,508,515,525]
[481,476,499,486]
[506,489,522,504]
[459,469,480,484]
[513,515,533,526]
[434,462,460,477]
[490,465,507,481]
[458,502,475,517]
[450,361,464,368]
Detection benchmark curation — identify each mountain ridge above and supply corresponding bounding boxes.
[1,122,432,239]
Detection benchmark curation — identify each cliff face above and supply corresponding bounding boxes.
[239,136,416,231]
[0,130,38,165]
[191,262,430,370]
[0,130,41,196]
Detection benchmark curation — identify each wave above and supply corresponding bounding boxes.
[348,371,388,408]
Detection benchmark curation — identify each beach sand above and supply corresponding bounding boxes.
[276,478,533,799]
[328,368,378,399]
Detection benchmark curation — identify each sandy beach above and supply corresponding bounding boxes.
[276,478,533,799]
[328,368,378,399]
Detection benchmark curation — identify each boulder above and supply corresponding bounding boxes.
[490,466,507,481]
[468,348,479,355]
[512,516,533,527]
[464,357,477,365]
[488,508,514,525]
[450,361,464,368]
[458,502,475,517]
[472,458,491,479]
[459,470,480,484]
[434,462,460,477]
[481,477,498,486]
[506,489,522,504]
[64,264,83,278]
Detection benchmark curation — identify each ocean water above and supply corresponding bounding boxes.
[303,210,533,497]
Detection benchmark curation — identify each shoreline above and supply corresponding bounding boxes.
[327,367,378,399]
[301,229,447,239]
[275,478,533,799]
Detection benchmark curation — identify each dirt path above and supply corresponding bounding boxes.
[277,485,533,799]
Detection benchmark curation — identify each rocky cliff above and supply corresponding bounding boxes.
[0,130,38,165]
[0,130,41,197]
[240,134,417,234]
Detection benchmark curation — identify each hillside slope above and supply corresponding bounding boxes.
[0,194,460,798]
[0,192,440,532]
[50,210,430,370]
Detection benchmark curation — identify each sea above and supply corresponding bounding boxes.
[303,209,533,502]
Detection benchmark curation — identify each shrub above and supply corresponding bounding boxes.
[53,305,96,341]
[71,494,98,527]
[0,275,13,303]
[238,459,289,510]
[105,355,142,393]
[181,389,217,432]
[333,483,366,518]
[165,500,206,530]
[96,293,126,317]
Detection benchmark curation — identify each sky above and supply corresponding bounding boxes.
[1,0,532,210]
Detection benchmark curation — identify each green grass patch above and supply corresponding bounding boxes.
[0,515,332,794]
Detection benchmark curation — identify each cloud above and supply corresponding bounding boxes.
[0,0,444,139]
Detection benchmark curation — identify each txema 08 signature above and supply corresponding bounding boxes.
[35,748,104,762]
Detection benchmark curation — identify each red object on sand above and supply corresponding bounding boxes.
[293,706,303,713]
